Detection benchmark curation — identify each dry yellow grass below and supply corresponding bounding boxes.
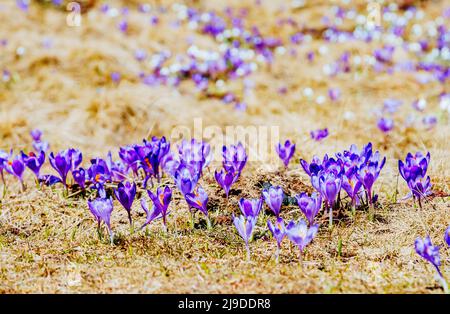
[0,0,449,293]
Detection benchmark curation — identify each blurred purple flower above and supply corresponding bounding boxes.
[328,88,341,102]
[135,49,147,62]
[111,72,121,83]
[377,117,394,133]
[422,115,437,130]
[310,128,328,141]
[276,140,295,167]
[118,20,128,33]
[383,99,402,114]
[30,129,42,142]
[16,0,30,12]
[374,45,395,63]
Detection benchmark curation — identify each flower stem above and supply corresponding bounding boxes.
[299,250,303,271]
[206,216,212,230]
[246,244,251,262]
[189,209,195,229]
[275,245,280,264]
[329,206,333,229]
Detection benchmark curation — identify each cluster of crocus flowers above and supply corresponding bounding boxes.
[398,152,432,208]
[300,143,385,226]
[215,143,247,198]
[0,130,51,192]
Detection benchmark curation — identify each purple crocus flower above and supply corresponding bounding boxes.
[72,167,86,190]
[285,219,319,265]
[415,236,447,291]
[239,197,263,219]
[147,186,172,230]
[275,140,295,168]
[0,149,12,185]
[407,175,432,205]
[87,197,114,244]
[233,214,257,261]
[22,150,45,179]
[262,186,284,218]
[267,217,286,263]
[87,158,111,184]
[312,171,341,227]
[356,152,386,206]
[214,168,238,198]
[178,139,212,176]
[137,136,170,184]
[48,149,82,187]
[5,154,26,189]
[295,192,322,225]
[30,129,49,152]
[174,166,198,196]
[33,141,49,153]
[118,145,140,176]
[341,169,363,209]
[398,152,431,206]
[377,117,394,133]
[185,186,210,228]
[140,198,163,230]
[399,152,430,183]
[113,181,136,226]
[39,174,62,186]
[30,129,42,142]
[300,155,326,177]
[222,143,247,174]
[310,128,328,141]
[445,226,450,247]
